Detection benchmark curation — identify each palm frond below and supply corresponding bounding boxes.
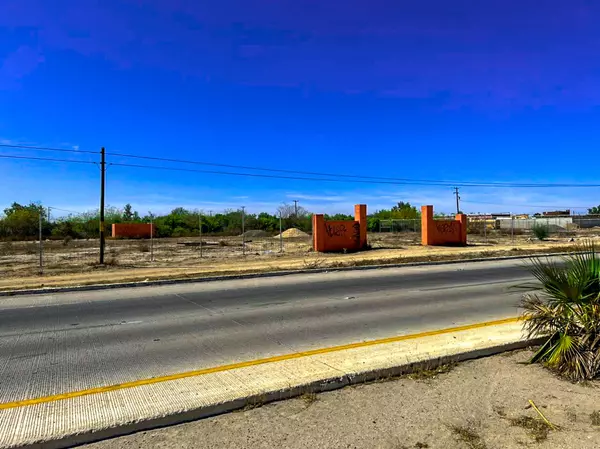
[518,241,600,381]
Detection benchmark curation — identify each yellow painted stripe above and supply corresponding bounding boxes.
[0,316,521,410]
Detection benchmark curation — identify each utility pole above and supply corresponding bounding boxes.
[293,200,299,217]
[99,147,106,264]
[453,187,460,214]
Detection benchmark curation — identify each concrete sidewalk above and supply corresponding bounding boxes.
[0,318,528,449]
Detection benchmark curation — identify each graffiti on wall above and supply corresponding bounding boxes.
[435,221,457,234]
[313,205,368,252]
[324,223,348,238]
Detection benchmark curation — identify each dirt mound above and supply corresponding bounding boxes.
[275,228,309,238]
[240,230,270,238]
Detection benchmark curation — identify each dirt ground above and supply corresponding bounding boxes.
[0,230,597,292]
[83,350,600,449]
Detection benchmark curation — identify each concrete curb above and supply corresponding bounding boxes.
[18,336,544,449]
[0,251,573,297]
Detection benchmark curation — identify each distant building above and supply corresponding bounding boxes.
[541,210,571,216]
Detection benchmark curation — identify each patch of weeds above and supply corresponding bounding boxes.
[0,241,15,256]
[449,424,487,449]
[407,363,456,381]
[239,396,266,412]
[301,392,318,406]
[415,443,429,448]
[218,240,231,247]
[302,257,325,269]
[509,415,550,442]
[590,410,600,426]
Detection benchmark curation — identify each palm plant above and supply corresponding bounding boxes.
[518,241,600,381]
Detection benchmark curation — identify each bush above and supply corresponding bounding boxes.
[517,241,600,381]
[171,227,189,238]
[532,224,549,241]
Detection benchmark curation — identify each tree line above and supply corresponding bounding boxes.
[0,201,421,240]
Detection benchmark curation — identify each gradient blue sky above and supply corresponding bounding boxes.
[1,0,599,216]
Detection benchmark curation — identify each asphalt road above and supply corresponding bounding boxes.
[0,259,536,404]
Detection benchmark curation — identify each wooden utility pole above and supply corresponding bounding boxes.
[454,187,460,214]
[99,147,106,264]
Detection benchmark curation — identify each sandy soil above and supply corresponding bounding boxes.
[0,231,595,292]
[84,350,600,449]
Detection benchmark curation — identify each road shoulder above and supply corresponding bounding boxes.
[1,319,527,449]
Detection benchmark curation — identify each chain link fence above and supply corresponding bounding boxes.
[0,209,315,277]
[4,210,600,278]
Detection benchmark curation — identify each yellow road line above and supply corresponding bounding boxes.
[0,316,521,410]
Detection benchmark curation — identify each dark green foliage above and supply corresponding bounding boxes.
[0,199,421,239]
[532,223,549,240]
[517,242,600,381]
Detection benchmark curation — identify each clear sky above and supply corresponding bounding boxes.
[1,0,599,216]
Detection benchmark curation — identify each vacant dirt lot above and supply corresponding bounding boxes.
[0,230,597,292]
[85,350,600,449]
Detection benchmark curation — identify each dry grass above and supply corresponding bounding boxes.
[508,415,551,442]
[0,230,596,292]
[590,411,600,426]
[406,363,456,381]
[448,424,487,449]
[301,392,318,406]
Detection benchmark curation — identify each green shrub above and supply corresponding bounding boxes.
[532,224,549,241]
[517,242,600,381]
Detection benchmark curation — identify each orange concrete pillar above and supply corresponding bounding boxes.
[354,204,367,249]
[456,213,467,245]
[421,205,434,245]
[312,214,326,252]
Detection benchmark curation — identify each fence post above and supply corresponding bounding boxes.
[241,206,246,256]
[511,213,515,245]
[199,214,203,258]
[150,212,154,262]
[279,213,283,253]
[39,212,44,275]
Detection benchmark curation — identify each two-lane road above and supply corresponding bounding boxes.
[0,259,536,405]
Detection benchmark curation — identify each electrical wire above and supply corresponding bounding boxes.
[0,154,97,165]
[107,150,597,188]
[2,150,599,189]
[462,200,591,209]
[0,143,98,155]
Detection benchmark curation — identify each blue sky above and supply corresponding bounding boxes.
[1,0,599,216]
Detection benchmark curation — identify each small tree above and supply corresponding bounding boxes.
[589,206,600,215]
[532,223,549,241]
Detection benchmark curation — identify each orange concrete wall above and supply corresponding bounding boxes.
[313,204,368,252]
[112,223,155,239]
[421,205,467,246]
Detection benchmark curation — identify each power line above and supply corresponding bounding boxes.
[107,161,600,188]
[0,143,98,155]
[106,150,597,188]
[0,154,97,165]
[462,200,591,209]
[48,206,82,214]
[112,161,570,187]
[3,151,600,189]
